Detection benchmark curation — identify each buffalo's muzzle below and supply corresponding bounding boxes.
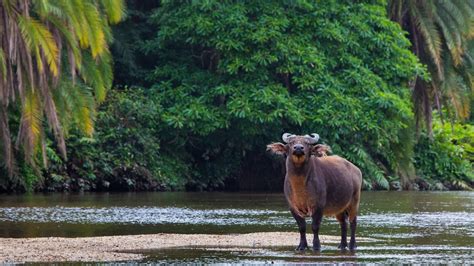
[293,144,305,156]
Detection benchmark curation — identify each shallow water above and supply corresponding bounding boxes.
[0,191,473,263]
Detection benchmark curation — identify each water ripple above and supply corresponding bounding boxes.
[359,211,474,235]
[1,206,473,237]
[0,207,292,225]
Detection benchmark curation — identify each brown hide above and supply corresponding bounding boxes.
[284,154,362,219]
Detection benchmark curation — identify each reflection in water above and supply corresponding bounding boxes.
[0,191,472,263]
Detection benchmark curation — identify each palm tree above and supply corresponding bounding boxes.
[389,0,474,136]
[0,0,125,177]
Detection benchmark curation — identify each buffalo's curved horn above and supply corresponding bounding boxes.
[282,133,294,143]
[304,133,320,144]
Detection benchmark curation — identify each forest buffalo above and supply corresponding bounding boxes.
[267,133,362,251]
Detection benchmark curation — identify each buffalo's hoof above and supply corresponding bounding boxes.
[295,243,308,251]
[338,243,348,250]
[349,243,357,251]
[312,242,321,251]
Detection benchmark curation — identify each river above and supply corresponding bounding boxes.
[0,191,472,263]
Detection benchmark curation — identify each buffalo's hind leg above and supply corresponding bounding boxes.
[336,211,348,250]
[349,216,357,251]
[291,209,308,251]
[348,202,359,251]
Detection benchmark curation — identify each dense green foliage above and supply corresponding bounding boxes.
[112,0,423,190]
[1,1,472,192]
[38,89,188,191]
[414,118,473,189]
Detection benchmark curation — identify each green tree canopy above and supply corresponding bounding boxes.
[112,0,423,189]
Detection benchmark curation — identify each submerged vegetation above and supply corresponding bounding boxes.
[0,0,472,192]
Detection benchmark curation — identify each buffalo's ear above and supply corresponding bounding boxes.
[312,144,332,157]
[267,143,287,155]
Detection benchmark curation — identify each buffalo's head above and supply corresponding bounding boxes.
[267,133,322,165]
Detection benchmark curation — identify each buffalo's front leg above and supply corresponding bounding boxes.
[291,209,308,251]
[311,208,323,251]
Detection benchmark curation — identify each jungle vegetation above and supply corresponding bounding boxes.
[0,0,472,192]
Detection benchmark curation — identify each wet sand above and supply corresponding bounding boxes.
[0,232,369,263]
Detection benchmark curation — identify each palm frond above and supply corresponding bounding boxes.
[74,86,95,136]
[100,0,126,24]
[84,2,107,58]
[19,87,43,162]
[435,11,463,66]
[96,50,113,102]
[390,0,474,133]
[449,76,471,119]
[33,0,66,20]
[411,3,444,79]
[80,52,111,102]
[46,16,82,70]
[53,78,95,136]
[69,0,90,49]
[437,0,470,32]
[1,0,121,177]
[18,15,60,76]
